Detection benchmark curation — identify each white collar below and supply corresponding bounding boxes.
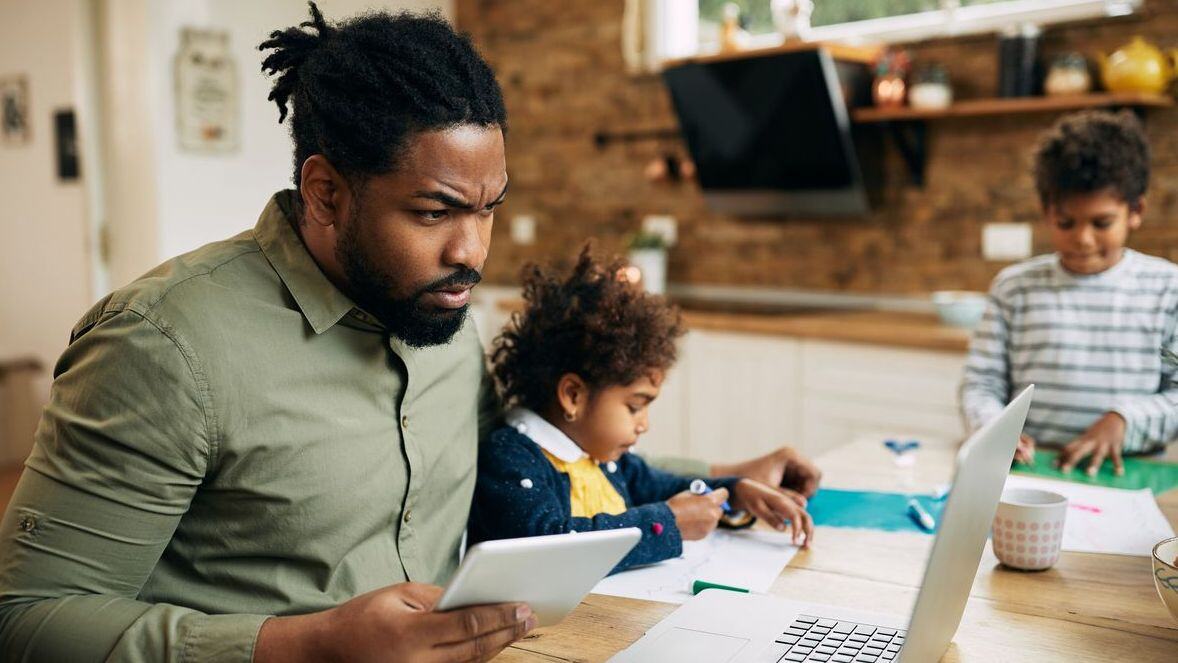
[1052,248,1136,284]
[505,407,586,462]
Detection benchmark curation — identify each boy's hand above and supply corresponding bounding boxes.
[1015,433,1036,465]
[710,446,823,498]
[730,479,814,547]
[667,488,727,540]
[1057,412,1127,477]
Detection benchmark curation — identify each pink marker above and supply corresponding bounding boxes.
[1069,503,1102,514]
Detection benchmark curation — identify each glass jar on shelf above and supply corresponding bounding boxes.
[1044,52,1092,96]
[908,63,953,110]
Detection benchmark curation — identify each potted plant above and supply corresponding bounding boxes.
[627,231,668,295]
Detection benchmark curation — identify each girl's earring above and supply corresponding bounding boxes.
[564,410,576,422]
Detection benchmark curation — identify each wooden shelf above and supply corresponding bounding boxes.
[852,92,1173,123]
[663,41,882,68]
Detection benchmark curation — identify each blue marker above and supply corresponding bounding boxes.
[690,478,732,513]
[906,498,936,532]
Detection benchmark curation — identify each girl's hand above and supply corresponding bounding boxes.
[666,489,726,540]
[731,479,814,547]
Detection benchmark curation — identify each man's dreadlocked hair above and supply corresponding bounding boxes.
[259,2,506,187]
[492,246,685,413]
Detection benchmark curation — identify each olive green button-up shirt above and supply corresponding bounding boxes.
[0,191,496,662]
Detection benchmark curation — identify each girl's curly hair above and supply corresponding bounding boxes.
[491,246,685,411]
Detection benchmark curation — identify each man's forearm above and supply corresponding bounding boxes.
[254,611,333,663]
[0,595,146,663]
[0,594,270,663]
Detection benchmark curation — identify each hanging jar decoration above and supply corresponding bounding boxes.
[872,49,910,108]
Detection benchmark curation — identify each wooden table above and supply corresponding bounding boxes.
[498,440,1178,662]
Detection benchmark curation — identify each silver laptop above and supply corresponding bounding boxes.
[611,385,1034,663]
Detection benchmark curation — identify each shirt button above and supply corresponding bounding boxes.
[403,509,413,524]
[18,516,36,532]
[401,415,409,430]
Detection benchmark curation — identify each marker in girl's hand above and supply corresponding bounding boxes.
[690,478,732,513]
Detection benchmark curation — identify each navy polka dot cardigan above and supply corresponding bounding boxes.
[469,425,740,574]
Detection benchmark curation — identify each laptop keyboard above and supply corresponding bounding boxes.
[759,614,906,663]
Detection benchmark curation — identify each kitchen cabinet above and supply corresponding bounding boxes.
[798,340,965,454]
[681,331,803,461]
[639,331,966,464]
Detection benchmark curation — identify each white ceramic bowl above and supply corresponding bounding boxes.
[1153,536,1178,623]
[931,290,987,328]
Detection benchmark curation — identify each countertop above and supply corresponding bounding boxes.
[494,298,973,354]
[680,308,972,353]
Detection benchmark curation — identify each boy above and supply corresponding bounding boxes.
[960,110,1178,476]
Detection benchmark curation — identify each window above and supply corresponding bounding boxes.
[664,0,1141,65]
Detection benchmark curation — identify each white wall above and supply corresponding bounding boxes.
[146,0,454,266]
[0,0,453,463]
[0,0,96,444]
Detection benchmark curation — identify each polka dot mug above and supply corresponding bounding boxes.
[991,488,1068,571]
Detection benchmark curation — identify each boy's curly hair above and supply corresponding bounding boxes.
[491,246,685,411]
[1033,110,1150,210]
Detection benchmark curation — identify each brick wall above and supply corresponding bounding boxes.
[455,1,1178,293]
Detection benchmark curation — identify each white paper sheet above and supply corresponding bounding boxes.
[1002,475,1175,556]
[591,529,800,604]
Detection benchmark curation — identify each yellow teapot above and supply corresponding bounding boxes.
[1096,36,1178,94]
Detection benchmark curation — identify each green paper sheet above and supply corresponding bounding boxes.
[1011,449,1178,494]
[807,488,945,534]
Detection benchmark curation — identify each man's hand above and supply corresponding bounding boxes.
[1015,433,1036,465]
[667,488,727,540]
[1057,412,1127,477]
[730,479,813,547]
[254,582,535,663]
[710,446,822,498]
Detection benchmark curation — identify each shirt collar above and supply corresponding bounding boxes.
[504,407,587,462]
[1051,248,1136,285]
[254,190,357,334]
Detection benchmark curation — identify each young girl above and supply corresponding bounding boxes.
[469,248,813,573]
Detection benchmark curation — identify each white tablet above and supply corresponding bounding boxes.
[435,528,641,627]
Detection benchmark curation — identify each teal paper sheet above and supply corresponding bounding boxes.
[807,488,946,534]
[1011,450,1178,495]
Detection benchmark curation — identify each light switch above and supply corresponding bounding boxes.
[982,223,1032,261]
[510,215,536,245]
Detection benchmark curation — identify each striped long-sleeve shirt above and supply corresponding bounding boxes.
[960,249,1178,454]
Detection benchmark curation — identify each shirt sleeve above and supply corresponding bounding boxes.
[471,438,684,574]
[1112,325,1178,454]
[0,308,269,663]
[619,453,738,506]
[959,286,1014,434]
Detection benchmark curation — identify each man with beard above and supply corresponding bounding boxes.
[0,4,823,662]
[0,6,528,662]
